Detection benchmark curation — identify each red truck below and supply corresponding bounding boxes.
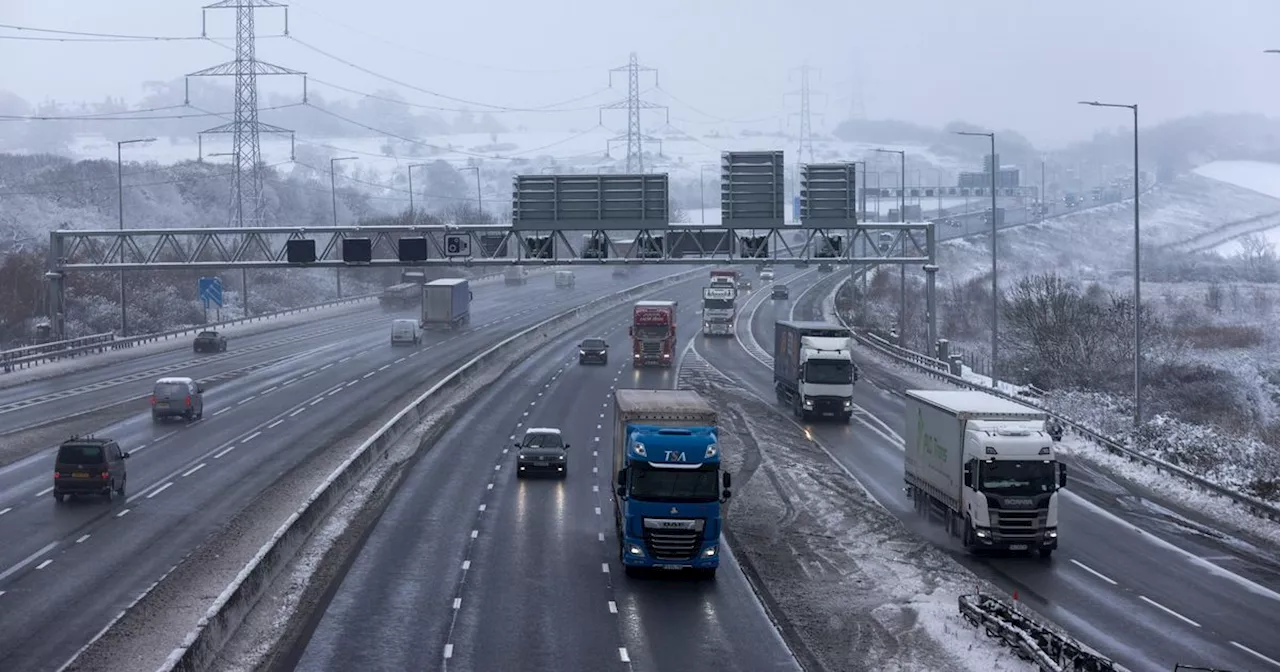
[630,300,678,367]
[709,269,740,285]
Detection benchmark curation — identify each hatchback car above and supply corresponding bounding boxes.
[151,376,205,422]
[818,263,833,273]
[516,428,569,477]
[52,436,129,502]
[772,284,790,300]
[579,338,609,365]
[194,330,227,353]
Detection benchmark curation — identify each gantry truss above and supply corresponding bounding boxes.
[47,223,936,271]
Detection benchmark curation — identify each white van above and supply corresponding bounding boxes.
[554,270,575,289]
[390,318,421,346]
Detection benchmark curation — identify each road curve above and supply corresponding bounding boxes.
[288,271,804,672]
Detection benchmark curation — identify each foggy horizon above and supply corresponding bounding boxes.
[4,0,1280,148]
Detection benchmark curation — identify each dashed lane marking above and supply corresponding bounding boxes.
[268,419,284,429]
[619,648,631,663]
[1230,641,1280,668]
[0,508,11,517]
[116,509,131,518]
[146,482,174,499]
[309,398,324,406]
[237,395,256,405]
[36,559,53,570]
[182,463,206,477]
[289,408,306,417]
[462,560,471,570]
[76,534,89,544]
[443,644,454,660]
[241,431,261,444]
[1138,595,1201,628]
[1070,559,1118,585]
[362,371,376,379]
[453,598,462,609]
[601,563,609,574]
[471,529,478,539]
[37,486,53,497]
[213,446,235,459]
[213,408,230,416]
[608,601,618,613]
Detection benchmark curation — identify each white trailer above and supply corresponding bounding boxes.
[903,389,1066,558]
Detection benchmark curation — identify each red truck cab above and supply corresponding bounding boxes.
[630,300,677,367]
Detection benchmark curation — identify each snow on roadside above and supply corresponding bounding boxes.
[679,351,1035,672]
[0,299,378,389]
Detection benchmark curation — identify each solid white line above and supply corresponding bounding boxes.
[213,408,229,416]
[182,463,207,477]
[601,563,609,574]
[146,482,174,499]
[116,508,131,518]
[608,601,618,613]
[36,559,52,570]
[1138,595,1201,627]
[1069,559,1118,585]
[37,486,53,496]
[289,408,305,417]
[76,534,90,544]
[452,597,462,609]
[618,647,630,663]
[0,541,59,582]
[214,446,235,459]
[1231,641,1280,668]
[241,431,261,444]
[462,560,471,570]
[268,419,284,429]
[443,644,453,659]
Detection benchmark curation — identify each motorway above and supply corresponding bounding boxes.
[287,271,805,672]
[691,266,1280,672]
[0,265,693,671]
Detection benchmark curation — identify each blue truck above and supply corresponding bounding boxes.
[420,278,471,330]
[612,388,730,578]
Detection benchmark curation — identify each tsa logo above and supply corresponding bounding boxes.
[664,451,687,462]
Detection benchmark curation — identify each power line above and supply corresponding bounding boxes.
[598,52,666,172]
[306,77,613,114]
[0,103,305,122]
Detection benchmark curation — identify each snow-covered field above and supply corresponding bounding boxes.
[1193,160,1280,255]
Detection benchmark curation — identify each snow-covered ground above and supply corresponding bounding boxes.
[1193,161,1280,255]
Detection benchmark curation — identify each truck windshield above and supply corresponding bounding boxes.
[805,360,854,384]
[635,325,670,339]
[979,460,1057,496]
[628,463,719,503]
[703,299,733,310]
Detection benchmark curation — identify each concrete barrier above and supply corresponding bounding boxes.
[55,266,705,672]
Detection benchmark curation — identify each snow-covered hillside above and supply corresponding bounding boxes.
[1192,161,1280,255]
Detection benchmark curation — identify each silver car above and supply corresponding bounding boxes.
[515,428,569,478]
[151,376,204,422]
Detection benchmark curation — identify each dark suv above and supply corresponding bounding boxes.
[771,284,790,300]
[194,330,227,353]
[516,428,569,478]
[579,338,608,365]
[53,436,129,502]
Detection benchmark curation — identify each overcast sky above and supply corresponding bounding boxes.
[3,0,1278,147]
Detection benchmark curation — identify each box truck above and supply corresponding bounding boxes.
[630,300,677,367]
[421,278,471,330]
[613,389,729,578]
[903,389,1066,558]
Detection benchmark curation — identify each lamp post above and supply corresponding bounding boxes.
[458,166,483,216]
[331,156,358,298]
[207,152,250,316]
[699,164,714,223]
[1079,100,1141,428]
[874,148,907,346]
[407,162,427,224]
[116,137,156,337]
[955,131,999,384]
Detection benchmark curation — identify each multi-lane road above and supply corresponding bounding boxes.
[691,267,1280,672]
[0,266,691,671]
[287,271,802,672]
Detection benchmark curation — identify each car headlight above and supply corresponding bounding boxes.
[518,453,527,460]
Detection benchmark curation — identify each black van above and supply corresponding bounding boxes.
[53,436,129,502]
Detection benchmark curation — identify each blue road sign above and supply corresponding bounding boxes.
[793,196,801,222]
[199,276,223,308]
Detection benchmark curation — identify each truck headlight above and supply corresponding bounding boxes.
[1046,528,1058,538]
[975,529,990,538]
[702,545,718,557]
[579,350,586,355]
[843,400,852,408]
[803,399,813,409]
[663,353,670,358]
[627,544,644,556]
[633,354,640,359]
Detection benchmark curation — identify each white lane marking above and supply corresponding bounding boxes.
[594,437,600,442]
[309,398,324,406]
[214,445,235,459]
[116,508,131,518]
[241,431,261,444]
[327,389,342,397]
[598,532,605,542]
[478,504,487,512]
[592,450,598,457]
[263,386,278,394]
[37,486,54,496]
[339,357,352,364]
[146,482,174,499]
[592,467,598,474]
[1138,595,1201,628]
[601,563,609,574]
[76,534,90,544]
[597,424,602,430]
[1070,559,1118,585]
[213,408,230,416]
[1231,641,1280,668]
[281,378,297,386]
[608,601,618,613]
[378,364,391,372]
[362,371,376,379]
[443,644,453,660]
[487,483,494,490]
[592,485,599,492]
[619,648,630,663]
[268,419,285,429]
[494,464,500,471]
[462,560,471,570]
[395,357,406,364]
[471,529,479,539]
[36,559,53,570]
[345,381,358,388]
[237,395,256,405]
[595,507,601,515]
[289,408,306,417]
[502,448,508,454]
[301,371,316,378]
[183,463,207,477]
[320,363,334,371]
[452,598,462,609]
[0,541,59,582]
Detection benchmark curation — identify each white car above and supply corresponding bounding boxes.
[389,318,421,346]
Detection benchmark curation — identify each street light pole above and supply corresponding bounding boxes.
[875,149,907,346]
[955,131,999,384]
[116,137,156,337]
[460,166,482,215]
[699,164,710,223]
[407,162,427,224]
[1079,100,1141,428]
[331,156,358,298]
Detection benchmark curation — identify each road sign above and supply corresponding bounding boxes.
[199,276,223,308]
[511,174,669,230]
[720,151,785,229]
[444,233,471,257]
[799,163,858,227]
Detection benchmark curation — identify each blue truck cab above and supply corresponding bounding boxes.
[612,389,729,579]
